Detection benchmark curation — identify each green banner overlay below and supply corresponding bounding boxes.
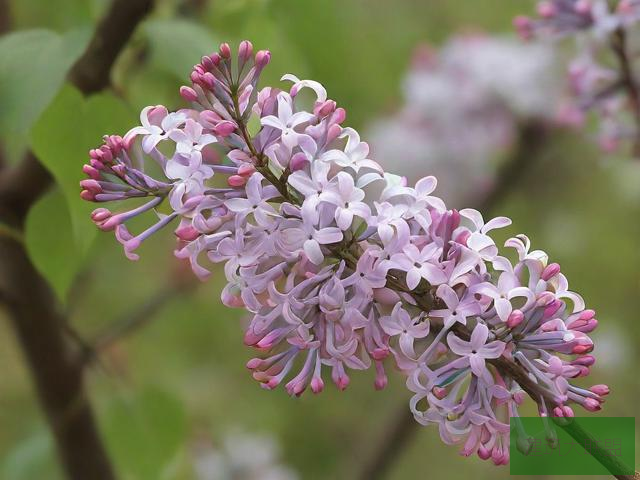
[510,417,635,475]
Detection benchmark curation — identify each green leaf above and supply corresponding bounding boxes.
[144,19,217,79]
[1,428,62,480]
[0,28,90,136]
[29,84,135,255]
[103,387,186,480]
[25,189,82,303]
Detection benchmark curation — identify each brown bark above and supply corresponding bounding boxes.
[0,0,154,478]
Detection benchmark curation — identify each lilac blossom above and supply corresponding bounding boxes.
[368,34,559,206]
[82,40,609,465]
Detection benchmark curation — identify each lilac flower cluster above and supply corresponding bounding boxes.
[515,0,640,154]
[368,34,559,207]
[81,41,609,464]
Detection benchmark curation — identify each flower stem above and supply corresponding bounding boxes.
[553,417,638,480]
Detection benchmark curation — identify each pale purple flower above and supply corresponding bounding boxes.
[82,40,609,466]
[447,323,505,383]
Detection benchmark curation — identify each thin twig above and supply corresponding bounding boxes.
[0,1,154,479]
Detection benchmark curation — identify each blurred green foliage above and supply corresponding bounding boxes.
[0,0,638,479]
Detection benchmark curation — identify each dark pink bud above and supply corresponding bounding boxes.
[590,384,610,396]
[541,262,560,281]
[245,358,263,369]
[80,179,102,193]
[209,52,221,66]
[201,55,214,70]
[575,366,590,377]
[237,164,255,177]
[432,387,447,399]
[80,190,95,201]
[238,40,253,61]
[289,152,308,172]
[180,86,198,102]
[82,164,101,180]
[199,110,221,127]
[507,309,524,328]
[202,72,216,89]
[333,107,347,124]
[553,406,564,417]
[91,208,111,222]
[89,159,104,170]
[583,398,601,412]
[579,309,596,320]
[213,120,237,136]
[314,99,336,117]
[572,355,595,366]
[255,50,271,69]
[310,377,324,394]
[327,124,342,143]
[175,225,200,241]
[228,175,247,187]
[562,406,575,417]
[477,446,491,460]
[573,344,593,354]
[219,42,231,59]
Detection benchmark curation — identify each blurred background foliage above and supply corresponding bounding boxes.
[0,0,638,479]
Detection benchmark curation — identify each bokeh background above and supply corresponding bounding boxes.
[0,1,638,479]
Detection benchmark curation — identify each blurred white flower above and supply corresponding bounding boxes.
[368,34,560,207]
[193,430,298,480]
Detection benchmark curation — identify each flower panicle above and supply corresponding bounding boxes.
[81,40,608,465]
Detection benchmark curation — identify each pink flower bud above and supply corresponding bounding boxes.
[507,309,524,328]
[80,179,101,193]
[219,42,231,59]
[477,446,491,460]
[314,99,337,117]
[245,358,263,369]
[327,124,342,143]
[175,225,200,241]
[562,406,575,417]
[289,152,308,172]
[333,107,347,124]
[213,120,237,136]
[82,164,101,179]
[228,175,247,187]
[237,164,256,177]
[583,397,601,412]
[311,376,324,394]
[541,262,560,281]
[572,355,595,366]
[91,208,111,222]
[80,190,95,201]
[180,86,198,102]
[238,40,253,61]
[590,384,610,396]
[255,50,271,69]
[209,53,221,66]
